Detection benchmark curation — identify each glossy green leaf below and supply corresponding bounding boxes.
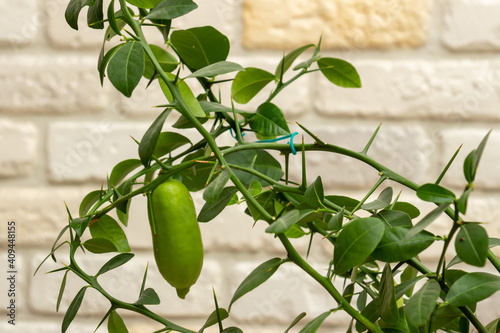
[187,61,244,78]
[429,305,463,332]
[485,317,500,333]
[229,258,283,311]
[333,217,385,274]
[416,183,455,204]
[159,75,205,117]
[83,238,118,253]
[299,311,332,333]
[181,151,214,191]
[457,187,473,215]
[318,57,361,88]
[107,41,145,97]
[79,190,105,217]
[97,253,135,276]
[404,280,440,327]
[327,207,344,232]
[154,132,192,158]
[108,310,129,333]
[62,286,88,332]
[138,108,171,166]
[248,180,263,196]
[106,0,121,37]
[371,227,434,262]
[379,264,399,324]
[145,0,197,20]
[389,202,420,219]
[405,203,450,240]
[362,187,393,211]
[70,217,91,237]
[304,176,324,208]
[198,100,251,117]
[171,26,229,70]
[224,149,283,186]
[65,0,96,30]
[446,272,500,306]
[143,45,178,79]
[56,271,69,312]
[222,328,243,333]
[375,210,412,228]
[125,0,162,8]
[394,275,425,300]
[203,168,231,204]
[250,102,290,139]
[266,209,315,234]
[135,288,160,305]
[455,223,489,267]
[198,308,229,333]
[109,159,142,186]
[325,195,359,211]
[199,187,239,222]
[87,0,104,29]
[284,312,307,333]
[465,130,491,183]
[90,215,130,252]
[231,67,276,104]
[99,43,123,85]
[356,299,380,332]
[275,44,315,79]
[400,265,418,297]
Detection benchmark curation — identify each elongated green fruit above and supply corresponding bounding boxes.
[147,178,203,299]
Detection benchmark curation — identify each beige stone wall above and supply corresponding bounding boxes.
[1,0,500,332]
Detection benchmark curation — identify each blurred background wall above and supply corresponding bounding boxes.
[1,0,500,332]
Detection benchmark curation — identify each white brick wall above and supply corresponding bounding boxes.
[2,0,500,331]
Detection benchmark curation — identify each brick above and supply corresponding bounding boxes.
[287,124,431,189]
[314,60,500,120]
[443,0,500,51]
[242,0,433,49]
[440,128,500,189]
[0,56,109,113]
[0,120,37,177]
[0,0,38,46]
[0,187,90,246]
[47,121,150,182]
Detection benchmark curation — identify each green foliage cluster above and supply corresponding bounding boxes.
[38,1,500,332]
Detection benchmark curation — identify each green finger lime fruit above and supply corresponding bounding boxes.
[148,178,203,299]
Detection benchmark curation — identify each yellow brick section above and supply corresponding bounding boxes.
[243,0,433,49]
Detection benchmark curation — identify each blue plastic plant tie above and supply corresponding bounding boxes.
[229,128,245,140]
[256,132,298,155]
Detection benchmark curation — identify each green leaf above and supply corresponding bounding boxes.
[327,207,344,232]
[107,41,145,97]
[275,44,315,79]
[198,187,239,222]
[106,0,121,37]
[65,0,96,30]
[463,150,475,184]
[87,0,104,29]
[430,305,463,332]
[125,0,162,8]
[379,264,399,324]
[90,215,130,252]
[187,61,244,78]
[159,75,205,117]
[138,108,171,166]
[394,275,425,300]
[231,67,276,104]
[405,203,450,240]
[248,180,263,196]
[135,287,161,305]
[446,272,500,306]
[317,57,361,88]
[79,190,105,217]
[304,176,324,208]
[99,44,123,86]
[56,271,69,312]
[198,308,229,333]
[375,210,412,228]
[266,209,316,234]
[284,312,307,333]
[224,149,283,186]
[108,310,129,333]
[400,266,418,297]
[404,280,440,327]
[485,317,500,333]
[229,258,283,311]
[110,159,142,186]
[416,183,456,204]
[83,238,118,253]
[362,187,393,211]
[70,217,91,237]
[389,202,420,219]
[198,101,251,117]
[325,195,359,211]
[143,45,178,79]
[62,287,88,333]
[356,299,380,332]
[299,311,332,333]
[181,150,214,192]
[222,328,243,333]
[171,26,230,70]
[97,253,135,276]
[145,0,198,20]
[154,132,192,158]
[333,217,385,274]
[467,130,491,183]
[203,168,231,204]
[250,102,290,139]
[371,227,435,262]
[455,223,489,267]
[457,187,473,215]
[172,114,208,129]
